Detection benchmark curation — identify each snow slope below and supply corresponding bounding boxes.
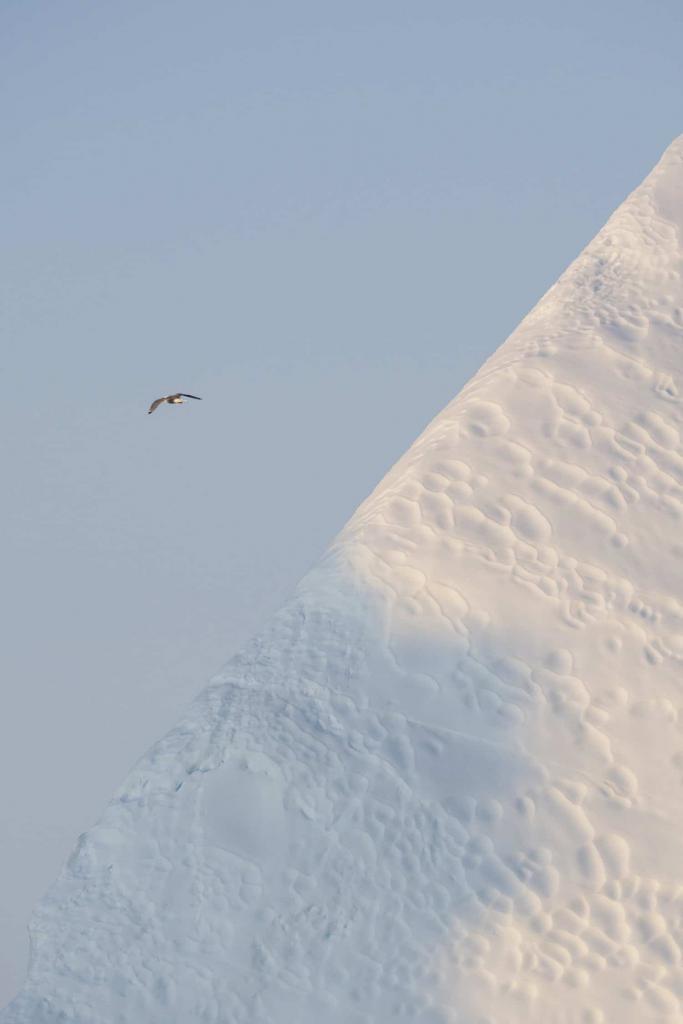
[4,137,683,1024]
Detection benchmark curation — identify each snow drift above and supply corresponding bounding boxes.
[4,137,683,1024]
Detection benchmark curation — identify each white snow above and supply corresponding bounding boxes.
[4,136,683,1024]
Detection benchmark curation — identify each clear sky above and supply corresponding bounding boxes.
[1,0,681,1005]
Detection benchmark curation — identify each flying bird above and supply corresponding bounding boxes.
[148,393,202,415]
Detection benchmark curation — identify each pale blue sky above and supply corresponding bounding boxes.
[1,0,682,1005]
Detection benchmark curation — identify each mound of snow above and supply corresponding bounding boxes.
[4,137,683,1024]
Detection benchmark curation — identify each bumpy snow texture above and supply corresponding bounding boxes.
[5,138,683,1024]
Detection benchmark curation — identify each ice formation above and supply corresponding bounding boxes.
[4,137,683,1024]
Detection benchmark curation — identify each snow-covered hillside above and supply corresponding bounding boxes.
[5,137,683,1024]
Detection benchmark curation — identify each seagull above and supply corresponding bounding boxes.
[148,393,202,415]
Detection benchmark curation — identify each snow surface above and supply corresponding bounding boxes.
[4,137,683,1024]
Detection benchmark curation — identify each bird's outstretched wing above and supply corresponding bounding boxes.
[179,393,202,400]
[148,397,167,414]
